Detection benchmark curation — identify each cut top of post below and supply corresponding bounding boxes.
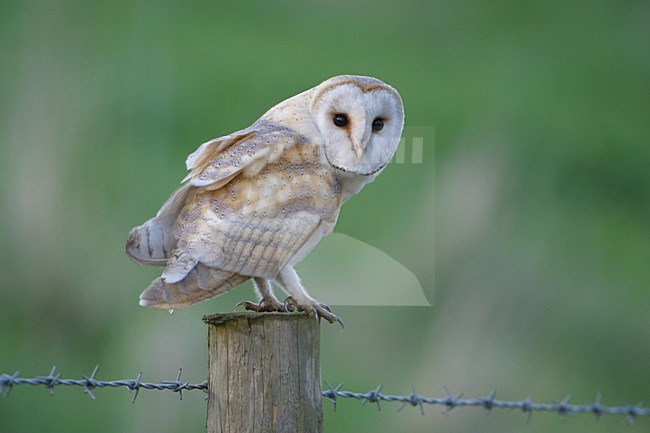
[202,311,312,326]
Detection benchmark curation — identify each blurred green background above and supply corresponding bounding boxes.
[1,0,649,432]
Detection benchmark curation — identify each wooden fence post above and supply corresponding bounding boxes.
[203,312,323,433]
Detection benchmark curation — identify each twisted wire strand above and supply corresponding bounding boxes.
[322,382,648,424]
[1,367,647,423]
[0,366,207,403]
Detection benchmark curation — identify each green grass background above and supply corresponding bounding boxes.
[1,1,648,432]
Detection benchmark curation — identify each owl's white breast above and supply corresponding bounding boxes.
[338,171,379,203]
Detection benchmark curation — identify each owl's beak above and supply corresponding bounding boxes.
[351,138,365,161]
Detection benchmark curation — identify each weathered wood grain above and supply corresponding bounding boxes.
[203,312,322,433]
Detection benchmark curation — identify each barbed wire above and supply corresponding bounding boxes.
[1,367,648,423]
[0,366,207,403]
[322,381,648,424]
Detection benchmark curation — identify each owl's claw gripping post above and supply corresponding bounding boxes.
[283,297,344,328]
[283,297,295,313]
[236,296,288,313]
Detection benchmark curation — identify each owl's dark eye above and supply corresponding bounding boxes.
[372,118,384,131]
[333,114,348,127]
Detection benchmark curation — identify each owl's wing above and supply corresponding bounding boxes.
[183,122,304,190]
[173,209,328,281]
[163,127,342,283]
[126,122,293,267]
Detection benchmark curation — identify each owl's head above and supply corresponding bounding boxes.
[310,75,404,175]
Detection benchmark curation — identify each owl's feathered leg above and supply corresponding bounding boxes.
[236,277,288,312]
[276,266,343,327]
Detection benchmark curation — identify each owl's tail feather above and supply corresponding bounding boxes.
[125,183,195,267]
[139,263,248,309]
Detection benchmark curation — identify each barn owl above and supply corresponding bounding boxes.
[125,75,404,325]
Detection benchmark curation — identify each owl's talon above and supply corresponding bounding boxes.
[235,300,252,311]
[320,309,344,328]
[282,297,343,328]
[235,300,260,312]
[236,296,288,313]
[283,296,297,312]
